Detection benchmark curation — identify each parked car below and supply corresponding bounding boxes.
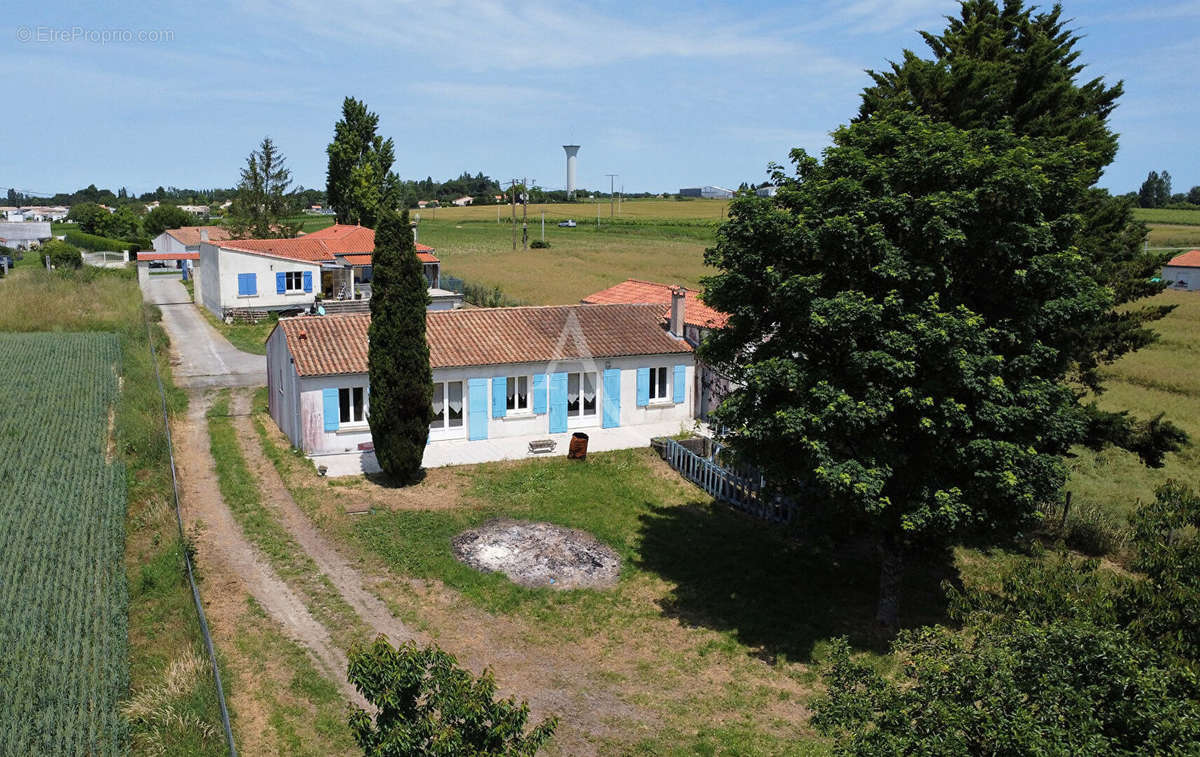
[0,253,14,273]
[557,219,577,227]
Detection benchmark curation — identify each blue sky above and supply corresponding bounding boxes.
[2,0,1196,197]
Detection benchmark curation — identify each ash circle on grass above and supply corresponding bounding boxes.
[452,519,621,590]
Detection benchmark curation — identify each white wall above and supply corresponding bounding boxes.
[267,327,303,447]
[152,233,190,254]
[1163,266,1200,291]
[199,243,322,317]
[280,354,695,455]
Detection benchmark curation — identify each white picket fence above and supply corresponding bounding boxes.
[655,437,798,523]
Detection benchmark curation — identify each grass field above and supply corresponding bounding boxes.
[0,266,225,756]
[1067,289,1200,518]
[417,197,730,224]
[0,332,128,754]
[1132,207,1200,226]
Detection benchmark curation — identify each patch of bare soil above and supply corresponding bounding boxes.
[453,519,621,589]
[173,392,367,730]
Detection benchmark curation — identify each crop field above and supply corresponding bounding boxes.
[0,332,128,754]
[417,197,730,223]
[1132,207,1200,226]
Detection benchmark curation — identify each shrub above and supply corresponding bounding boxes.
[347,636,557,756]
[43,240,82,269]
[530,239,550,249]
[1041,497,1129,556]
[64,229,136,253]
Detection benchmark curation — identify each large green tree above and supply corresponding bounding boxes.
[142,204,198,238]
[858,0,1174,396]
[326,97,402,228]
[228,137,301,239]
[367,210,432,484]
[703,111,1121,633]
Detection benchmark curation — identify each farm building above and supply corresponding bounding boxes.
[582,279,730,420]
[1163,249,1200,291]
[679,186,734,199]
[265,302,697,471]
[0,221,51,250]
[151,226,231,271]
[755,186,778,198]
[195,224,461,319]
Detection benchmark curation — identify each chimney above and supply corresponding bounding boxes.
[669,286,686,339]
[200,227,209,242]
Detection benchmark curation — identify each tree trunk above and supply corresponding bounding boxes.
[875,533,905,638]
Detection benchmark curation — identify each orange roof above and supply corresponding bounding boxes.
[138,252,199,261]
[215,237,335,263]
[581,279,729,329]
[340,251,439,266]
[275,304,691,377]
[1166,249,1200,268]
[164,226,232,246]
[305,223,436,254]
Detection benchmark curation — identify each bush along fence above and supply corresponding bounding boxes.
[64,229,147,253]
[653,436,799,523]
[440,274,525,307]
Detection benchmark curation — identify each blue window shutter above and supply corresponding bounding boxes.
[532,374,547,414]
[548,372,567,433]
[303,270,313,293]
[673,365,687,404]
[276,271,286,294]
[492,376,506,418]
[322,388,339,432]
[238,272,256,296]
[603,369,621,428]
[636,367,650,407]
[468,378,488,440]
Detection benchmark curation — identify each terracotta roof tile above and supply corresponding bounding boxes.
[305,223,436,254]
[213,237,335,262]
[276,304,691,377]
[581,279,729,329]
[1166,249,1200,268]
[165,226,232,246]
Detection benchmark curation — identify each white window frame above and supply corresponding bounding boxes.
[338,386,367,426]
[567,371,598,423]
[648,366,670,402]
[430,380,465,435]
[506,375,531,414]
[284,270,305,293]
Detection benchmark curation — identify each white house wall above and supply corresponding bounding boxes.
[284,354,696,456]
[1164,266,1200,291]
[199,243,322,317]
[266,328,303,448]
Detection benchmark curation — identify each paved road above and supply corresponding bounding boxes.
[140,275,266,388]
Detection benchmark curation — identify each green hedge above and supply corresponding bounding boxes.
[64,229,141,253]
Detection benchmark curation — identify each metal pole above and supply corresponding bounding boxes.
[510,180,517,250]
[606,174,617,218]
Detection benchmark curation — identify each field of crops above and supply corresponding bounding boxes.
[0,332,128,754]
[1132,207,1200,226]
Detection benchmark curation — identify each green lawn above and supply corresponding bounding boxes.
[1132,207,1200,226]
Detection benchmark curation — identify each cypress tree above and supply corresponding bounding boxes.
[368,210,432,484]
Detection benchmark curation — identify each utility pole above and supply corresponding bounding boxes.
[605,174,617,218]
[521,177,531,250]
[506,179,518,250]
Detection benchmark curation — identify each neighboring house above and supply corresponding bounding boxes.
[755,186,778,198]
[0,221,52,250]
[266,303,695,467]
[1163,249,1200,291]
[679,186,734,199]
[196,224,461,318]
[452,196,474,206]
[178,204,210,216]
[153,226,232,254]
[582,279,731,421]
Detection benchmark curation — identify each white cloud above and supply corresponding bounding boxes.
[247,0,807,70]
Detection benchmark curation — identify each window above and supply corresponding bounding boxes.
[648,366,669,400]
[506,376,529,412]
[430,381,464,430]
[339,387,365,424]
[567,372,597,417]
[284,271,304,292]
[237,272,257,296]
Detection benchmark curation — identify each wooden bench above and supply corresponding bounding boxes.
[528,439,556,454]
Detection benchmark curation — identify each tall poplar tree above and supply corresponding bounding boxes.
[326,97,401,228]
[368,210,432,484]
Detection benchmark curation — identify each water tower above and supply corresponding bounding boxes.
[563,145,580,199]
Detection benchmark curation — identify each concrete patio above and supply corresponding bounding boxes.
[310,419,699,477]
